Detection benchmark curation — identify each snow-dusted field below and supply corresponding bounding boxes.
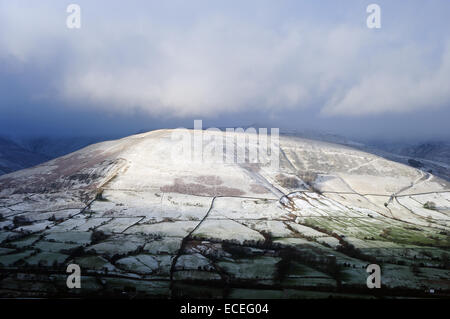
[0,129,449,298]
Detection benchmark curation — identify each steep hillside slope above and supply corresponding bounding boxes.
[0,130,449,298]
[16,136,108,159]
[363,142,450,181]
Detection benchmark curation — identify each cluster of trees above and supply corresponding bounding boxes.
[423,201,436,210]
[276,174,300,188]
[13,215,32,227]
[274,247,341,283]
[297,171,322,194]
[91,229,109,244]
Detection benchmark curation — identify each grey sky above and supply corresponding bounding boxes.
[0,0,449,141]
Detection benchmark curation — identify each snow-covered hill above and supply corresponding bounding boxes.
[0,129,449,298]
[371,142,450,165]
[362,141,450,181]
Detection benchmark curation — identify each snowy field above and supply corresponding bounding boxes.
[0,129,449,298]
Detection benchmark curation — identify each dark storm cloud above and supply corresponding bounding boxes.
[0,0,449,140]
